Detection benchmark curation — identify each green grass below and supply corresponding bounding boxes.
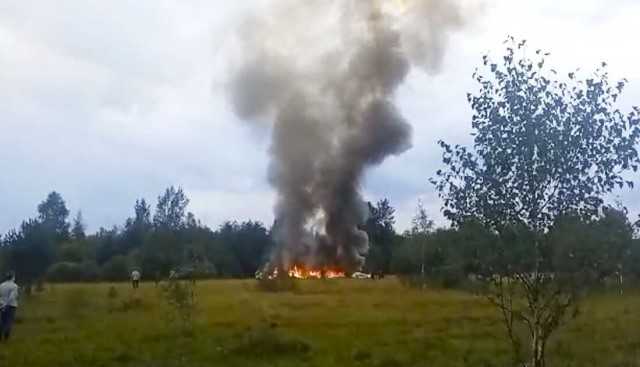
[1,279,639,366]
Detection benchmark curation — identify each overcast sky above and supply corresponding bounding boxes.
[1,0,639,234]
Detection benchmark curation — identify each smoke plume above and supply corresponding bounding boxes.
[229,0,467,272]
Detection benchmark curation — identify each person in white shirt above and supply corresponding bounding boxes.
[131,270,141,289]
[0,271,19,342]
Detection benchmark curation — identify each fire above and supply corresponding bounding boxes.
[288,265,345,279]
[266,265,345,279]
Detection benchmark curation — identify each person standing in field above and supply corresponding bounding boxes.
[131,269,141,289]
[0,271,19,342]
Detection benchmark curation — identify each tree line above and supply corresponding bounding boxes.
[393,204,640,283]
[2,187,638,290]
[0,186,412,289]
[0,188,276,290]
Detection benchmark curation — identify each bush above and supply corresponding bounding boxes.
[101,255,130,281]
[47,262,100,282]
[431,267,466,289]
[398,268,467,290]
[58,241,88,263]
[173,263,218,280]
[398,274,429,289]
[160,278,197,335]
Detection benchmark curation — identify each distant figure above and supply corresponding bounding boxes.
[131,270,141,289]
[0,271,19,342]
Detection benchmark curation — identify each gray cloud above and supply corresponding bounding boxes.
[1,0,639,238]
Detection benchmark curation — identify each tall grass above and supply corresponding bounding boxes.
[0,279,637,367]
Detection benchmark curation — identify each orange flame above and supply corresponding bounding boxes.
[268,265,345,279]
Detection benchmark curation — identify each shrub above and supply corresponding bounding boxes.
[81,262,101,281]
[431,267,466,289]
[47,262,100,282]
[397,274,429,289]
[101,255,130,281]
[398,268,467,290]
[160,278,197,335]
[58,241,88,263]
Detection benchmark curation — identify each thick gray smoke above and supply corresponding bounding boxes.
[229,0,466,272]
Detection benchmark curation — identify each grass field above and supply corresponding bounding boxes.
[0,278,639,367]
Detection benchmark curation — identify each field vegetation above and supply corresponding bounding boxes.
[1,279,639,367]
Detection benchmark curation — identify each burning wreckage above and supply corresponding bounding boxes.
[230,0,466,278]
[255,264,371,280]
[255,264,348,280]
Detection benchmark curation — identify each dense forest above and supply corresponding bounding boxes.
[0,187,404,288]
[0,188,274,288]
[1,186,639,292]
